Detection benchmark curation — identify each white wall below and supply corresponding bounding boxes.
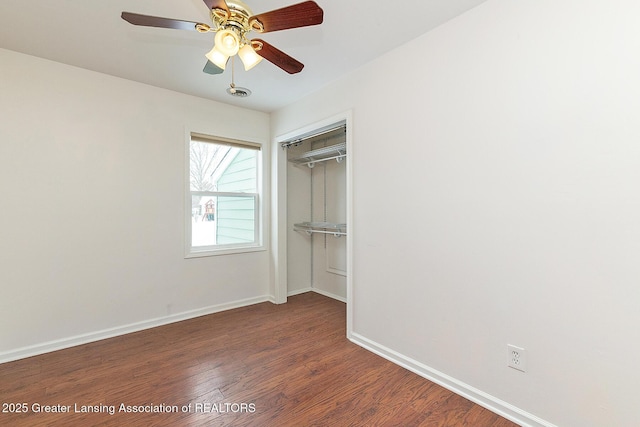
[0,48,271,361]
[272,1,640,426]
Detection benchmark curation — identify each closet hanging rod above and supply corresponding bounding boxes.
[296,228,347,237]
[280,122,346,149]
[289,142,346,168]
[293,222,347,237]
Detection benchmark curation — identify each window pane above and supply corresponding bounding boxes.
[190,140,231,192]
[191,195,217,247]
[190,140,258,193]
[216,149,257,193]
[188,135,260,255]
[216,196,256,245]
[191,195,256,247]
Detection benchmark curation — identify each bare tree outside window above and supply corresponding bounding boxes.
[190,141,220,192]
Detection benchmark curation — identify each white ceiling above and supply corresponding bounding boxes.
[0,0,487,112]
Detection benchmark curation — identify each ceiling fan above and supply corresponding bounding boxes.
[121,0,324,75]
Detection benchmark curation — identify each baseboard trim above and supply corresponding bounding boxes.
[287,287,312,297]
[349,332,557,427]
[310,287,347,303]
[287,287,347,303]
[0,295,272,364]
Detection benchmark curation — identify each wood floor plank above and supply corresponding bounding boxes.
[0,292,520,426]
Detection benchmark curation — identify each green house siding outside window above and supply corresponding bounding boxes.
[216,149,257,245]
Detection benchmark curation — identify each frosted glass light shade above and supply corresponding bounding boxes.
[205,46,229,70]
[214,29,240,56]
[238,44,263,71]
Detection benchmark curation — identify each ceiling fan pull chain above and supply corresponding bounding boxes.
[226,48,252,98]
[229,56,236,94]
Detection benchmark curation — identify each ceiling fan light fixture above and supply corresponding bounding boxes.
[121,0,325,79]
[205,46,229,70]
[214,28,240,56]
[238,44,262,71]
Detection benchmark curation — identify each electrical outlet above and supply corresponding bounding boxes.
[507,344,527,372]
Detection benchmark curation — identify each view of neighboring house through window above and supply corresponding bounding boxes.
[187,133,261,256]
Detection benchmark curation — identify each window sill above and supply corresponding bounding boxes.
[185,244,266,259]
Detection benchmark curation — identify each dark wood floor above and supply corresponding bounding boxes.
[0,292,519,426]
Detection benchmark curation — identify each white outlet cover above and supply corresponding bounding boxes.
[507,344,527,372]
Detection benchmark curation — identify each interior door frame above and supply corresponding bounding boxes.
[273,110,353,338]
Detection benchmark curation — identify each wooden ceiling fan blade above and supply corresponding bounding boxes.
[121,12,204,31]
[203,60,224,75]
[249,1,323,33]
[253,39,304,74]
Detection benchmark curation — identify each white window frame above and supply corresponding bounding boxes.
[185,132,265,258]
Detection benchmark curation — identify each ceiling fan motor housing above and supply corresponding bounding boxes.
[212,1,255,41]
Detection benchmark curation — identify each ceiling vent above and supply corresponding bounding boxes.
[227,86,252,97]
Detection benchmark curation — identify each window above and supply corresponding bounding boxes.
[186,133,262,257]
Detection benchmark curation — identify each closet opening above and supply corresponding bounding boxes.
[281,118,349,305]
